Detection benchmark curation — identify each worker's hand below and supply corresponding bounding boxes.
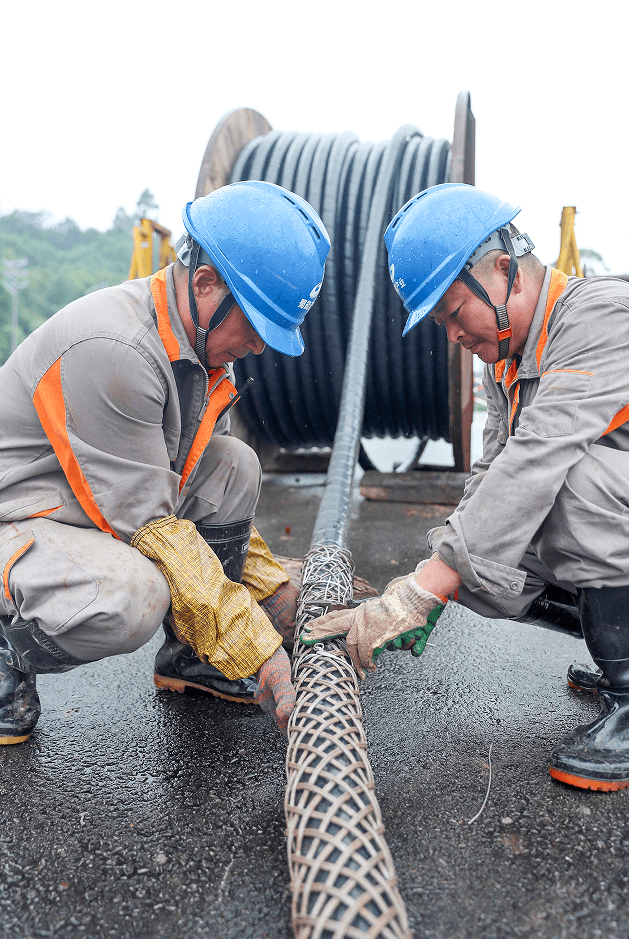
[300,575,447,679]
[255,647,296,735]
[258,580,300,649]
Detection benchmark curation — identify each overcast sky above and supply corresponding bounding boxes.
[2,0,628,272]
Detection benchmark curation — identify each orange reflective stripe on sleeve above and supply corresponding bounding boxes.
[150,268,181,362]
[3,537,34,601]
[536,269,569,371]
[33,359,119,539]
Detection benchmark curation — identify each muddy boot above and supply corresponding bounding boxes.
[0,618,85,745]
[153,517,258,703]
[567,662,602,693]
[550,586,629,790]
[153,618,257,702]
[0,636,41,745]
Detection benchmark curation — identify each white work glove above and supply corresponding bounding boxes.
[299,574,447,679]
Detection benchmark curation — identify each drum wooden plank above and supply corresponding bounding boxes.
[195,107,273,198]
[360,470,467,505]
[448,91,476,473]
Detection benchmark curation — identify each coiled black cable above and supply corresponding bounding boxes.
[230,125,451,449]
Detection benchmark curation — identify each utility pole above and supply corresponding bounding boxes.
[1,258,29,353]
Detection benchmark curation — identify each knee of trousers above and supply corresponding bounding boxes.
[215,434,261,482]
[532,445,629,587]
[182,435,262,524]
[0,519,172,662]
[60,559,172,661]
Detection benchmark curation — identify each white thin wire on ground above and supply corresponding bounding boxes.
[468,743,493,825]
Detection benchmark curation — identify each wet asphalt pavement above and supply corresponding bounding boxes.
[2,472,629,939]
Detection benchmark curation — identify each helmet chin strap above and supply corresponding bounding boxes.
[187,240,236,369]
[458,226,520,361]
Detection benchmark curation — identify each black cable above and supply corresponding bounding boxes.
[230,125,451,449]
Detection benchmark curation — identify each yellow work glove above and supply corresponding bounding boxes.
[241,525,291,602]
[300,574,447,679]
[131,515,281,681]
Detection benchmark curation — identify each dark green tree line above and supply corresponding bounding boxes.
[0,197,152,365]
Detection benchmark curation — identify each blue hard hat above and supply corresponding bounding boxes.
[384,183,521,335]
[182,181,330,356]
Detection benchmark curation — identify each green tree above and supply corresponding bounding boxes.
[0,210,134,365]
[136,189,159,221]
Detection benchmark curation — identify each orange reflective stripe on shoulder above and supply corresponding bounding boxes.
[536,268,569,371]
[3,537,34,601]
[179,369,236,494]
[33,359,119,539]
[150,268,181,362]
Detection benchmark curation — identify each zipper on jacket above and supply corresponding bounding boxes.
[198,367,229,421]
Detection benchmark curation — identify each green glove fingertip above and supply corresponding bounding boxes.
[300,629,348,646]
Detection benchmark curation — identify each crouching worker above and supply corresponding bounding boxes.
[0,181,330,743]
[303,183,629,792]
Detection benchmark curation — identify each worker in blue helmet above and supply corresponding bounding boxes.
[0,180,330,746]
[304,182,629,793]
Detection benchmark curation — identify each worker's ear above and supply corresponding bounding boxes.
[192,264,223,298]
[495,253,524,294]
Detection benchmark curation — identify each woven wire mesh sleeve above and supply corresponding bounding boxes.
[285,545,411,939]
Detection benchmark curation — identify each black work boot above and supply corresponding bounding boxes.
[0,636,41,745]
[517,585,582,636]
[153,618,258,703]
[517,586,601,693]
[0,618,85,745]
[567,662,602,693]
[550,585,629,790]
[153,517,258,704]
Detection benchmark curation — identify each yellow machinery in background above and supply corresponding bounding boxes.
[129,218,176,279]
[555,206,583,277]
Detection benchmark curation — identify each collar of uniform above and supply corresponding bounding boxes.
[512,265,553,379]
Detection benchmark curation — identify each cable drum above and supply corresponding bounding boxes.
[228,126,452,449]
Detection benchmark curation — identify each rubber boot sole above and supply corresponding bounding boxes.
[549,766,629,791]
[567,678,598,694]
[153,672,257,705]
[0,732,33,745]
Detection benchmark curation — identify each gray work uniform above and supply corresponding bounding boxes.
[428,267,629,619]
[0,265,261,660]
